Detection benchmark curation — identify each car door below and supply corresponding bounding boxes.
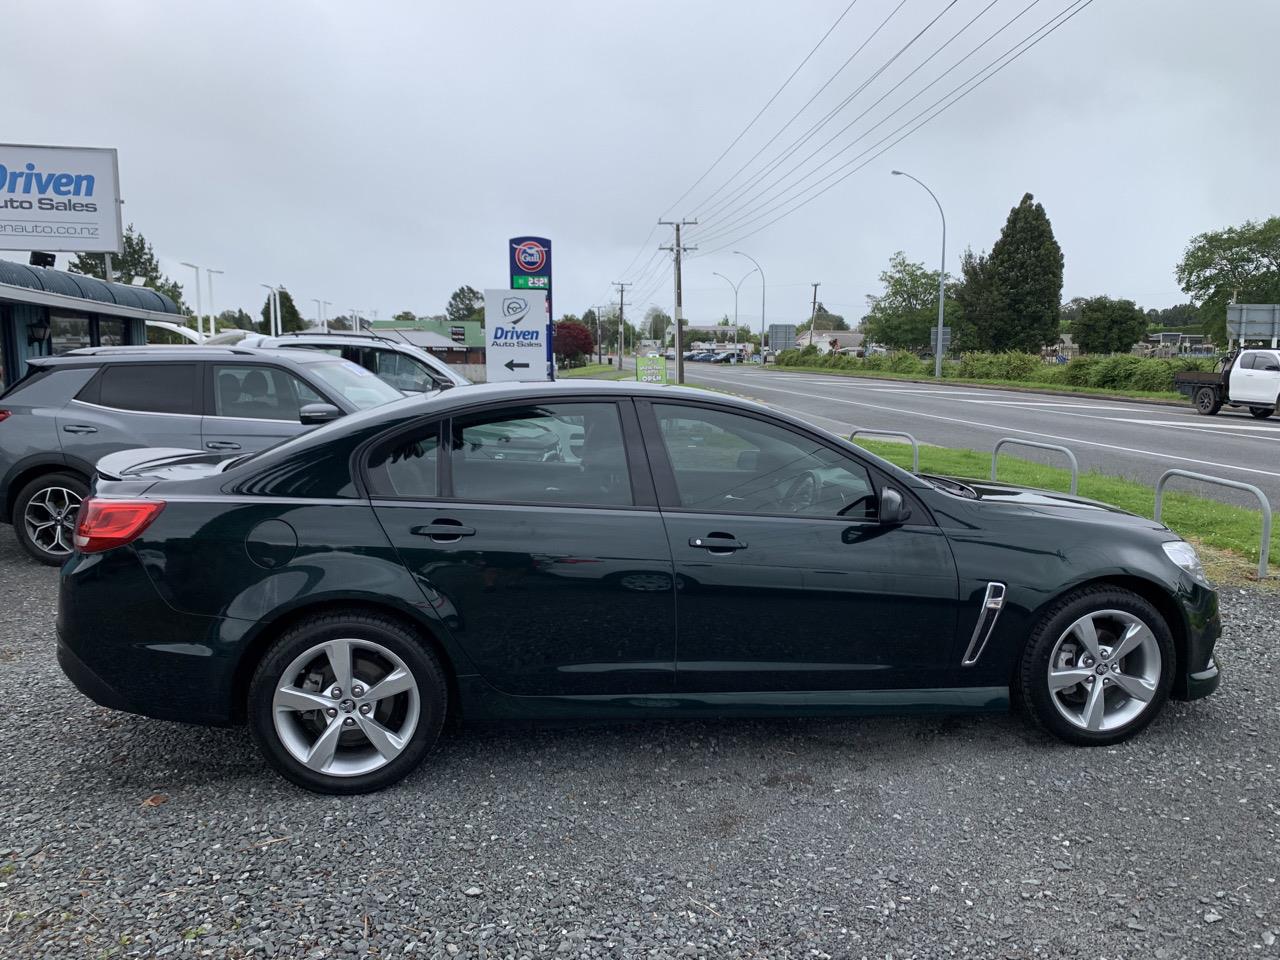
[1230,352,1260,402]
[58,362,203,463]
[369,398,677,697]
[1250,351,1280,406]
[637,399,960,693]
[202,361,329,454]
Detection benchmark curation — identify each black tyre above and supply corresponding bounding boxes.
[248,611,447,794]
[1194,387,1221,416]
[13,471,88,566]
[1018,586,1175,746]
[1250,406,1273,419]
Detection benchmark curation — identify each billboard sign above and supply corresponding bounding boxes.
[508,235,553,376]
[485,289,549,382]
[0,144,123,253]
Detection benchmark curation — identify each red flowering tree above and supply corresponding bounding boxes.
[553,320,595,366]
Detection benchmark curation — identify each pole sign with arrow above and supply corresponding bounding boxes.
[484,288,549,383]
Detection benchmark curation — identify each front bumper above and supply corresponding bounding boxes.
[1171,581,1221,702]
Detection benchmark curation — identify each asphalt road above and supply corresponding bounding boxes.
[2,532,1279,957]
[683,365,1280,508]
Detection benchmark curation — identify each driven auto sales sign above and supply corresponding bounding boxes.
[484,289,549,383]
[0,144,123,253]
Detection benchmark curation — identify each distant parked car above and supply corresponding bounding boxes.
[208,332,468,393]
[0,346,403,565]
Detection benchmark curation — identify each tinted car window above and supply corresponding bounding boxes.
[452,402,632,506]
[366,423,440,498]
[213,364,323,421]
[4,366,96,404]
[653,404,876,518]
[1239,353,1256,370]
[94,363,198,415]
[373,349,434,392]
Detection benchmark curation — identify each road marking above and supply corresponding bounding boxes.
[695,373,1280,482]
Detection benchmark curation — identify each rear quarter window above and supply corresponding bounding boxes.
[1,366,97,405]
[87,363,199,415]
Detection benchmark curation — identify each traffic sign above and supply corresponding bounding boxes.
[930,325,953,351]
[485,289,549,383]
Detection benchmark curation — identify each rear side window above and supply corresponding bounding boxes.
[366,423,440,498]
[91,363,198,415]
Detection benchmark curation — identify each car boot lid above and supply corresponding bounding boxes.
[95,448,227,482]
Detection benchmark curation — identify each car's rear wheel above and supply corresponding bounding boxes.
[13,472,88,566]
[1019,586,1174,745]
[248,612,447,794]
[1250,406,1273,419]
[1194,387,1221,415]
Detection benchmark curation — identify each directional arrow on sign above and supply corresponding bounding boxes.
[504,359,530,371]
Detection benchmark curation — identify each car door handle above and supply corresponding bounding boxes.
[205,441,242,451]
[62,424,97,435]
[689,535,746,552]
[411,521,477,541]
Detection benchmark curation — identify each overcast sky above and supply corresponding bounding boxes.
[6,0,1278,328]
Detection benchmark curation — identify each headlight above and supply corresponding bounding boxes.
[1162,540,1210,584]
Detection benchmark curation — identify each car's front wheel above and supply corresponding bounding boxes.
[13,471,88,565]
[1019,586,1174,745]
[1249,406,1274,419]
[248,611,447,793]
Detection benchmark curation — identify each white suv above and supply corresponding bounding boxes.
[206,332,469,392]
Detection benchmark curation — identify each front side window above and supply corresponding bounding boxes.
[302,359,404,410]
[213,364,323,421]
[653,404,876,518]
[452,402,632,506]
[95,363,198,415]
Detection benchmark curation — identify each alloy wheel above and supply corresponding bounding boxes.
[272,637,420,777]
[1046,609,1162,733]
[23,486,82,558]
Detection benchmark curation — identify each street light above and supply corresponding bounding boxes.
[891,170,947,378]
[260,283,279,336]
[713,268,759,356]
[322,300,333,333]
[205,268,223,335]
[179,262,204,340]
[733,250,766,360]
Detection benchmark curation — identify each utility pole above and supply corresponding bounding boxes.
[612,282,632,373]
[659,218,697,384]
[810,282,821,326]
[593,305,608,364]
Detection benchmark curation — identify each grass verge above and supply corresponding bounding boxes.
[854,437,1275,586]
[772,365,1186,403]
[558,363,632,380]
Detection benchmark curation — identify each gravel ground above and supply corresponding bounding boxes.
[1,534,1277,960]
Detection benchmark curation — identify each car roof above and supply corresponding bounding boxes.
[37,346,345,367]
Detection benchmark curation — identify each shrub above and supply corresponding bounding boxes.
[1087,354,1145,389]
[956,351,1043,381]
[885,351,927,375]
[1059,355,1102,386]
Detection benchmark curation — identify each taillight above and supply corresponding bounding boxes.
[74,498,165,553]
[0,410,10,424]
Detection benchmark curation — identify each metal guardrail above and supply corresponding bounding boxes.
[850,429,919,472]
[1155,469,1272,579]
[991,438,1080,495]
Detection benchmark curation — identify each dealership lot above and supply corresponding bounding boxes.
[0,537,1277,957]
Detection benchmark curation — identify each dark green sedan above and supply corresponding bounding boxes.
[57,381,1221,793]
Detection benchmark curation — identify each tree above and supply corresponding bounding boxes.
[327,314,354,331]
[1147,302,1200,328]
[860,252,951,349]
[392,310,417,326]
[69,223,186,311]
[1072,296,1148,354]
[645,306,673,342]
[261,287,305,333]
[213,308,255,331]
[446,285,484,326]
[796,304,849,335]
[553,320,595,365]
[964,193,1064,351]
[952,247,1002,351]
[1059,296,1088,334]
[1176,217,1280,344]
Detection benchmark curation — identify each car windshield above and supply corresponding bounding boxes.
[304,359,404,410]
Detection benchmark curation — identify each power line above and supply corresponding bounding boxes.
[687,0,911,220]
[662,0,863,219]
[693,0,964,227]
[693,0,1000,232]
[693,0,1094,255]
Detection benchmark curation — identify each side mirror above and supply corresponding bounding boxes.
[299,402,342,426]
[879,486,911,525]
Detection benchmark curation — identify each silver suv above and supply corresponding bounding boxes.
[0,346,404,565]
[205,331,469,392]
